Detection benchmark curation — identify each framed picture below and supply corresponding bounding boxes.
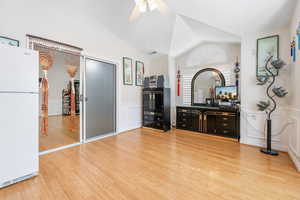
[123,57,133,85]
[256,35,279,77]
[0,36,19,47]
[135,61,144,86]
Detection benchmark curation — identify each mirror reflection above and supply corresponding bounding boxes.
[192,69,225,105]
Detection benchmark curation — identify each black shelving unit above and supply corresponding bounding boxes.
[62,80,80,115]
[73,80,80,114]
[62,88,71,115]
[143,88,170,131]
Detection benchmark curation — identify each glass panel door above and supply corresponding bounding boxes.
[85,58,116,140]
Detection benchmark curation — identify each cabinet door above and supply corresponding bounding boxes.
[143,92,152,111]
[191,111,201,132]
[154,91,164,113]
[206,115,217,134]
[143,111,154,128]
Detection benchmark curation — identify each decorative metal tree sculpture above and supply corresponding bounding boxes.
[39,52,53,136]
[256,56,287,156]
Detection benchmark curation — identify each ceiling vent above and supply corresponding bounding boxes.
[149,51,158,55]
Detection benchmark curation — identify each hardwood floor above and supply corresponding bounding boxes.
[1,128,300,200]
[39,115,80,152]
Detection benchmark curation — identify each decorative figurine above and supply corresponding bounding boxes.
[291,38,296,62]
[177,70,181,96]
[66,65,78,132]
[234,57,240,88]
[39,52,53,136]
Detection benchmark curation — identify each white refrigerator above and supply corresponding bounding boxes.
[0,44,39,188]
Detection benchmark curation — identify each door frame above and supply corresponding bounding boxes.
[28,38,120,154]
[82,55,119,143]
[27,42,83,155]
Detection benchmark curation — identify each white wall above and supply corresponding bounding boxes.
[145,55,169,76]
[0,0,151,133]
[286,0,300,171]
[240,27,291,152]
[175,42,241,105]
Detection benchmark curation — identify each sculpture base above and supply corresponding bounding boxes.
[260,148,279,156]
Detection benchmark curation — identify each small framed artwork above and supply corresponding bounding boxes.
[123,57,133,85]
[0,36,19,47]
[256,35,279,77]
[135,61,144,86]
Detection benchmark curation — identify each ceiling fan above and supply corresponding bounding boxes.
[129,0,168,21]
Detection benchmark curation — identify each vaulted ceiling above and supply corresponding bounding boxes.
[93,0,296,57]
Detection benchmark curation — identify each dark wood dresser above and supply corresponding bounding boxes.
[176,106,240,140]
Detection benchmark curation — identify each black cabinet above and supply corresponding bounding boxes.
[177,108,202,132]
[143,88,170,131]
[176,106,240,140]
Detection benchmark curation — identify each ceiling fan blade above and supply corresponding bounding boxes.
[154,0,168,13]
[129,5,141,21]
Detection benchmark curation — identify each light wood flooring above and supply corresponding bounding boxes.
[39,115,80,152]
[1,128,300,200]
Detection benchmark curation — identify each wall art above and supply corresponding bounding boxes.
[257,35,279,77]
[0,36,19,47]
[123,57,133,85]
[135,60,144,86]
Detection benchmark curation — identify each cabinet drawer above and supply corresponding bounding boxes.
[216,115,236,122]
[216,128,235,137]
[177,122,191,130]
[216,121,235,130]
[177,112,191,118]
[177,108,189,113]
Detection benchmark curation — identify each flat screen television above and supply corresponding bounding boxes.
[215,86,238,101]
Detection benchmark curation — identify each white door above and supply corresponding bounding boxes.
[0,93,39,185]
[0,45,38,93]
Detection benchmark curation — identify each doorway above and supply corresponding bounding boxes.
[34,44,82,152]
[84,58,117,141]
[28,35,117,154]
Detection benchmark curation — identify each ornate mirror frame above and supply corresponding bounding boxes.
[191,68,226,106]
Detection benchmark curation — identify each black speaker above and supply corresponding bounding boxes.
[144,75,169,88]
[157,75,164,88]
[144,77,150,88]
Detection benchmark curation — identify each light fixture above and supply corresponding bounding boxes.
[134,0,158,13]
[130,0,167,21]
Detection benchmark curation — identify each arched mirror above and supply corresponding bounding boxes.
[191,68,225,106]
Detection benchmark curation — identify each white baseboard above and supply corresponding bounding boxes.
[240,139,288,152]
[241,137,288,152]
[288,147,300,171]
[118,124,142,133]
